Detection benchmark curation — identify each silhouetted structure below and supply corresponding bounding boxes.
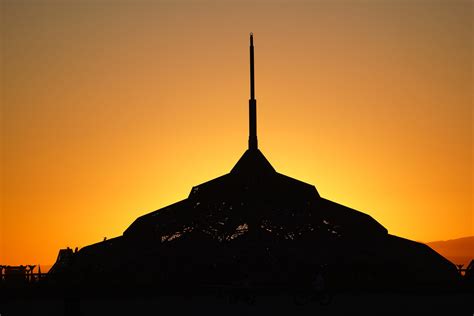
[464,260,474,281]
[0,264,43,285]
[49,34,458,292]
[248,32,258,151]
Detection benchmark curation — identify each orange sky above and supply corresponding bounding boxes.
[1,1,472,266]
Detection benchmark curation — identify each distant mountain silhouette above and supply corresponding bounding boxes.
[426,236,474,267]
[49,33,459,292]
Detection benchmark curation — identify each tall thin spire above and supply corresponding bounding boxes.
[248,33,258,151]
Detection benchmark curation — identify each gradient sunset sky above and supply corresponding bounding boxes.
[1,0,472,266]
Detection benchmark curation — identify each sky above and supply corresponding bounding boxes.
[1,0,472,266]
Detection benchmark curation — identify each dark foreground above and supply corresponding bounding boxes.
[1,285,472,316]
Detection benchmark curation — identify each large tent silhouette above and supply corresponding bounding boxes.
[50,34,458,291]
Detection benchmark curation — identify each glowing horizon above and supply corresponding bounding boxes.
[1,1,472,266]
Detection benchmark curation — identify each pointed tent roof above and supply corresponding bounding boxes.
[50,33,459,289]
[231,149,275,175]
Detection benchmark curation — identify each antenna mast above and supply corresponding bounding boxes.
[248,33,258,151]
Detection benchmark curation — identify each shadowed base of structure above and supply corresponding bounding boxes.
[1,286,472,316]
[48,150,459,292]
